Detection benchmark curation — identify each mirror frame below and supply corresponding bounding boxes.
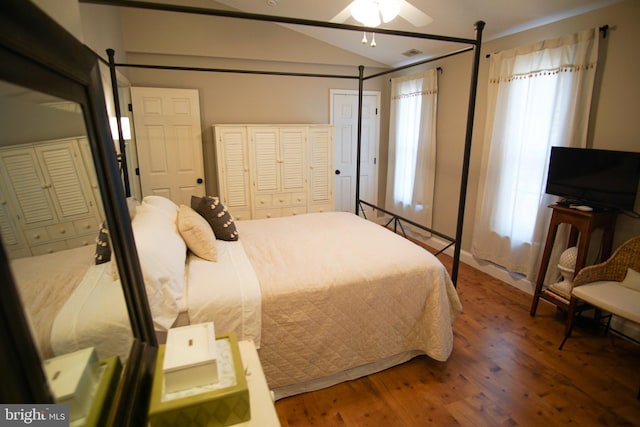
[0,1,157,425]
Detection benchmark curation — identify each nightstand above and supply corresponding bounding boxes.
[237,340,280,427]
[148,337,280,427]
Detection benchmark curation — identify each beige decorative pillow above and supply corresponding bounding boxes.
[621,268,640,292]
[177,204,218,261]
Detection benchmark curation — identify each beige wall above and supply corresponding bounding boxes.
[99,4,388,199]
[377,0,640,252]
[78,1,640,251]
[465,0,640,250]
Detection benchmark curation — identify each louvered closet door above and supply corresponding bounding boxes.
[0,147,58,228]
[249,126,307,218]
[215,126,251,220]
[308,126,334,213]
[0,180,29,258]
[279,127,306,192]
[34,140,96,222]
[250,127,280,194]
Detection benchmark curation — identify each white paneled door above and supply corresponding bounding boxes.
[131,87,205,205]
[330,90,379,215]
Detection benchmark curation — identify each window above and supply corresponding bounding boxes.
[385,69,438,228]
[471,28,600,279]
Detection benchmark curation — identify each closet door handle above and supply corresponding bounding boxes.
[335,169,341,175]
[197,178,204,184]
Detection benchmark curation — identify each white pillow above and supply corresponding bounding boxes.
[177,205,218,262]
[126,197,140,219]
[621,268,640,292]
[132,200,186,331]
[140,195,179,222]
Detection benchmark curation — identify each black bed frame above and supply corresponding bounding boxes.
[86,0,485,285]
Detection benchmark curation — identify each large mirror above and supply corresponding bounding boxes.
[0,2,156,426]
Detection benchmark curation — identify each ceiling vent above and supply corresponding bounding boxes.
[402,48,423,57]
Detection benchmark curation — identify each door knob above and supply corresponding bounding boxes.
[197,178,204,184]
[335,169,341,175]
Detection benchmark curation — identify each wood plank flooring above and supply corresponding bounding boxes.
[275,253,640,426]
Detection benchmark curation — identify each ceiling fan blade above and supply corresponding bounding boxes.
[329,4,353,23]
[398,0,433,27]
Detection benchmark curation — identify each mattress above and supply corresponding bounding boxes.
[235,211,463,396]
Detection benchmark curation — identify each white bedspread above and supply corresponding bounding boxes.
[236,212,463,392]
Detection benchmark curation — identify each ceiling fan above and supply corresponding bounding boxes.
[330,0,433,28]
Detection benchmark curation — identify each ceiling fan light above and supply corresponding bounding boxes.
[378,0,400,23]
[350,0,381,27]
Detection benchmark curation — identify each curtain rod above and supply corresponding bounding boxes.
[485,24,609,59]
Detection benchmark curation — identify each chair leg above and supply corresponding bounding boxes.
[559,323,573,350]
[559,296,579,350]
[603,314,613,336]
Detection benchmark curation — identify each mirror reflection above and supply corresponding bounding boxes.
[0,80,133,421]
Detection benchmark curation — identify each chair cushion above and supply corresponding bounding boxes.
[572,281,640,324]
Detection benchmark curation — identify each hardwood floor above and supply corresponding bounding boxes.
[275,254,640,426]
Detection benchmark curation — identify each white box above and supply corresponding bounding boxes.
[163,322,218,393]
[43,347,99,422]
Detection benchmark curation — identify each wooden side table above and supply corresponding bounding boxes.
[529,204,618,323]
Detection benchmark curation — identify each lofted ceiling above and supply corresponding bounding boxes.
[207,0,621,66]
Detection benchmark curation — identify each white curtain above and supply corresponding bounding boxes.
[385,69,438,229]
[471,28,600,281]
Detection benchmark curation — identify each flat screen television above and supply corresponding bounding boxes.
[545,146,640,212]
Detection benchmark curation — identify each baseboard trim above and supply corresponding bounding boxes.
[420,235,536,295]
[422,235,640,342]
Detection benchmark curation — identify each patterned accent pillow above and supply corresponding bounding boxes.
[95,221,111,264]
[191,195,239,241]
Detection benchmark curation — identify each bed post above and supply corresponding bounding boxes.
[355,64,365,216]
[107,48,131,197]
[451,21,485,286]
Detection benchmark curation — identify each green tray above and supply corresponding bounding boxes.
[148,333,250,427]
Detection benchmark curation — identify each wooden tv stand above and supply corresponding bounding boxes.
[529,204,618,323]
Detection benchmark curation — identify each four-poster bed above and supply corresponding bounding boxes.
[89,0,485,285]
[85,1,485,398]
